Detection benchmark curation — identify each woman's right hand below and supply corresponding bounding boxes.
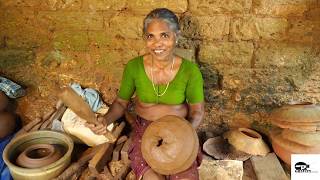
[85,116,108,135]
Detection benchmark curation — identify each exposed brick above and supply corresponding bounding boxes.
[231,16,288,41]
[252,0,317,16]
[0,49,34,68]
[254,42,318,68]
[199,41,254,68]
[82,0,126,11]
[0,0,82,10]
[189,0,252,15]
[53,31,89,51]
[37,11,104,31]
[287,18,320,43]
[127,0,188,14]
[106,15,144,39]
[181,15,230,40]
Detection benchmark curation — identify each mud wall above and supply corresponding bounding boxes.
[0,0,319,135]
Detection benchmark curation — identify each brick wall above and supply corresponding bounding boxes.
[0,0,319,135]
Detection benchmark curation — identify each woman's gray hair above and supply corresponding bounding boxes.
[143,8,180,34]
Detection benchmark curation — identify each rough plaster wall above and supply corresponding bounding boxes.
[0,0,319,136]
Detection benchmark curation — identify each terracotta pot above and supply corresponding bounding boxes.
[223,128,270,156]
[16,144,63,168]
[281,129,320,147]
[203,136,251,161]
[269,102,320,123]
[271,120,319,132]
[3,130,74,180]
[141,115,199,175]
[270,129,320,165]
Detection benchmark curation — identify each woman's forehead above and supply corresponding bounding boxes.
[145,19,174,33]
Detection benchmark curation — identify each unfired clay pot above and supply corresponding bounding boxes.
[270,102,320,123]
[223,128,270,156]
[270,129,320,165]
[141,115,199,175]
[16,144,63,168]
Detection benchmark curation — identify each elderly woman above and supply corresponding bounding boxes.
[88,8,204,180]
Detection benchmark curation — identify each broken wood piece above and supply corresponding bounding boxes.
[113,160,131,180]
[54,144,104,180]
[121,138,132,161]
[89,143,114,176]
[112,141,125,162]
[110,121,126,142]
[102,166,114,180]
[23,117,42,132]
[46,105,67,129]
[116,135,128,145]
[29,118,44,132]
[250,153,288,180]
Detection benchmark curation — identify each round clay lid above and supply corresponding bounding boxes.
[141,115,199,175]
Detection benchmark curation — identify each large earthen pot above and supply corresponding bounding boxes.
[3,130,73,180]
[141,115,199,175]
[270,129,320,165]
[270,102,320,123]
[281,129,320,147]
[223,128,270,156]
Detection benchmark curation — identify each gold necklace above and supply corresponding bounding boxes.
[150,56,175,97]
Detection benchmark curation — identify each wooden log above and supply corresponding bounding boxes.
[29,118,44,132]
[113,160,131,180]
[89,122,126,175]
[112,141,125,162]
[120,138,132,161]
[46,105,67,129]
[54,144,104,180]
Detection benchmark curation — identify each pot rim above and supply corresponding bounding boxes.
[2,130,73,172]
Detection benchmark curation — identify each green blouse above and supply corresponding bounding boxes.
[118,56,204,105]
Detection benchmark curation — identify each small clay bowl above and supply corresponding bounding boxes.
[16,144,63,168]
[223,128,270,156]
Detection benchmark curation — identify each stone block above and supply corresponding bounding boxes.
[0,8,49,48]
[287,18,320,43]
[106,15,145,39]
[0,49,34,68]
[0,0,82,10]
[53,31,89,51]
[181,15,230,40]
[189,0,252,15]
[82,0,126,11]
[37,11,104,31]
[88,31,145,51]
[231,16,288,41]
[127,0,188,14]
[252,0,316,16]
[199,41,254,68]
[254,42,318,68]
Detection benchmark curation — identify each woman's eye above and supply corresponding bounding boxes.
[145,34,153,40]
[161,33,169,38]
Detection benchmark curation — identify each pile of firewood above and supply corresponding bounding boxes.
[13,99,135,180]
[14,100,67,137]
[54,121,134,180]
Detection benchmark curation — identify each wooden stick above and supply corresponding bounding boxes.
[116,135,128,145]
[112,141,125,162]
[121,138,132,161]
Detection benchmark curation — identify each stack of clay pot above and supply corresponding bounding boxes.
[269,102,320,165]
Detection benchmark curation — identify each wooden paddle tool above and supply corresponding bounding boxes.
[58,87,116,142]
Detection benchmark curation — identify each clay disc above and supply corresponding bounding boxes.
[203,136,251,161]
[141,115,199,175]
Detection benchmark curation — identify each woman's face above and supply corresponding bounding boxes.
[144,19,177,61]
